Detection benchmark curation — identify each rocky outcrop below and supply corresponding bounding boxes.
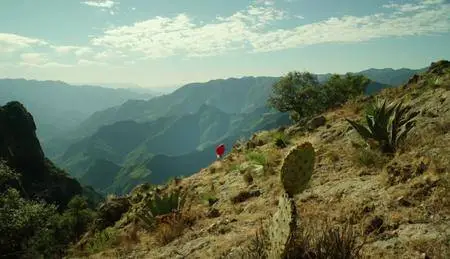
[94,196,132,231]
[0,101,44,167]
[0,101,83,209]
[307,115,326,130]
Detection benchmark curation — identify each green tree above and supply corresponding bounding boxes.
[268,71,370,122]
[322,73,370,107]
[0,188,61,258]
[267,71,322,121]
[58,195,95,243]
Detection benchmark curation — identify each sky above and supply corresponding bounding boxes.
[0,0,449,88]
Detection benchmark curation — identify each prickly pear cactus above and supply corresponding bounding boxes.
[280,142,315,197]
[267,192,297,259]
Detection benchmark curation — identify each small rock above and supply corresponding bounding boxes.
[206,208,221,218]
[307,115,326,130]
[230,189,261,204]
[365,215,384,235]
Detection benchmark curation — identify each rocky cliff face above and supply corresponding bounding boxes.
[0,101,82,209]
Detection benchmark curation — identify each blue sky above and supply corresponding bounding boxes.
[0,0,449,87]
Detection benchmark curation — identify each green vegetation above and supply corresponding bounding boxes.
[81,227,119,255]
[273,131,290,148]
[146,189,185,216]
[0,184,96,258]
[268,72,370,122]
[346,98,419,153]
[136,189,186,230]
[246,151,268,166]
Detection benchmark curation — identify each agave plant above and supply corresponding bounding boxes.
[135,189,186,230]
[147,189,186,217]
[346,98,419,153]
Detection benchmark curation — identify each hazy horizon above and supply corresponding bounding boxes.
[0,61,432,90]
[1,0,449,87]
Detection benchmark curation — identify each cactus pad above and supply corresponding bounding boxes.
[280,142,315,197]
[267,192,297,259]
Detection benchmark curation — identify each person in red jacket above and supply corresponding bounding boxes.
[215,144,225,159]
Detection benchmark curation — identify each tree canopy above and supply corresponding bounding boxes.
[268,71,371,122]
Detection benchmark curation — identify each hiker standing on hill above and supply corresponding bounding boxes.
[215,144,225,159]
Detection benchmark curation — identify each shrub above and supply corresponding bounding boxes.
[148,189,185,216]
[246,151,268,166]
[243,222,362,259]
[268,71,370,122]
[83,227,120,254]
[0,188,62,258]
[352,148,386,168]
[273,132,290,148]
[346,98,419,153]
[136,189,186,230]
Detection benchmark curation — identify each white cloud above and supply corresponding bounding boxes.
[254,0,275,6]
[0,33,47,53]
[383,0,446,12]
[82,0,116,9]
[91,6,287,58]
[90,1,450,59]
[19,52,73,68]
[20,53,48,65]
[51,45,92,56]
[78,59,109,66]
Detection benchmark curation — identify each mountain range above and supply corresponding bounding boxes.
[0,79,154,153]
[0,67,426,194]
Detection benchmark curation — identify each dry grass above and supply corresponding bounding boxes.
[351,147,388,169]
[240,219,363,259]
[231,190,261,204]
[406,238,450,259]
[154,209,198,246]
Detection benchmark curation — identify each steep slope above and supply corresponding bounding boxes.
[60,104,289,194]
[0,101,89,209]
[59,68,419,194]
[73,61,449,259]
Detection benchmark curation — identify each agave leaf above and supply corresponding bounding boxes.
[366,115,376,133]
[389,101,405,147]
[399,110,419,126]
[346,119,373,140]
[396,121,416,147]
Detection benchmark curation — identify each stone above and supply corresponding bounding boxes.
[307,115,326,130]
[206,208,221,218]
[94,196,131,231]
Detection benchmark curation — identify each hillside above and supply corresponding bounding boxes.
[0,79,154,155]
[73,67,420,140]
[59,104,290,194]
[56,68,422,195]
[70,60,449,258]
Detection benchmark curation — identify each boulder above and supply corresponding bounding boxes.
[94,196,131,231]
[307,115,326,130]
